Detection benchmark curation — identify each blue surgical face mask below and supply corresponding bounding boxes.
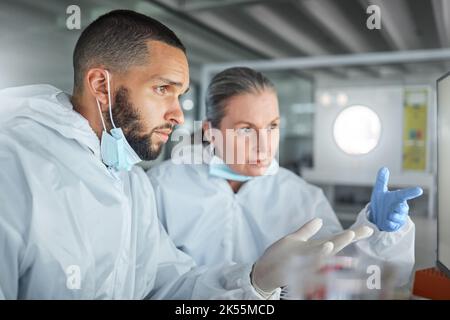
[96,70,142,171]
[208,155,279,182]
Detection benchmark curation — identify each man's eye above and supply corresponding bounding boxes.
[155,86,168,95]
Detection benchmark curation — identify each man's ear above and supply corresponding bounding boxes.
[85,68,110,111]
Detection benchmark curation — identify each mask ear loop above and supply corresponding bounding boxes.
[105,70,116,129]
[95,70,115,133]
[96,98,107,133]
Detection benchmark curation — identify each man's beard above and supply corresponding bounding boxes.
[104,86,173,161]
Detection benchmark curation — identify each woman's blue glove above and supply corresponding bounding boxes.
[369,167,423,232]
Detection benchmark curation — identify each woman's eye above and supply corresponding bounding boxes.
[269,123,279,130]
[236,127,254,135]
[155,86,168,95]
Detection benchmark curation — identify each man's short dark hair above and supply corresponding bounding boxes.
[73,10,186,92]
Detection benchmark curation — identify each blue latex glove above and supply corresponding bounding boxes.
[369,167,423,232]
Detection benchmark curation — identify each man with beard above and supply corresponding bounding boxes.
[0,10,370,299]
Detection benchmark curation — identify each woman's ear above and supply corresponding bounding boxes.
[202,121,225,155]
[85,68,110,111]
[202,121,212,143]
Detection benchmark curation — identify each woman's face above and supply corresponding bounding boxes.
[212,89,280,177]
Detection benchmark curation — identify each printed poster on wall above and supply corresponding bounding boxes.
[402,88,428,171]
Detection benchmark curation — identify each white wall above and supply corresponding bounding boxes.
[313,84,435,179]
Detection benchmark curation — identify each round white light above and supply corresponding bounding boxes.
[333,105,381,155]
[182,99,194,111]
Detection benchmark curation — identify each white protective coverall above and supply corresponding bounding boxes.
[148,145,415,286]
[0,85,276,299]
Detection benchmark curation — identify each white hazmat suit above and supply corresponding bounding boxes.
[148,145,415,286]
[0,85,276,299]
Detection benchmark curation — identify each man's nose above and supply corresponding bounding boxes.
[166,98,185,126]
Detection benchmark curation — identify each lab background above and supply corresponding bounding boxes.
[1,0,445,280]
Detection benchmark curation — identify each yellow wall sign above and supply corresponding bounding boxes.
[402,88,428,171]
